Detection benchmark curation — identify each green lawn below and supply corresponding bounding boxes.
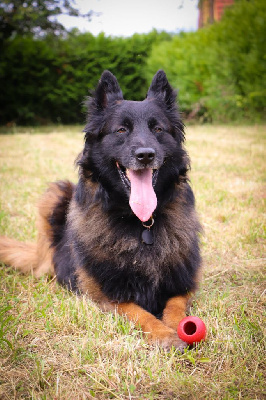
[0,124,265,399]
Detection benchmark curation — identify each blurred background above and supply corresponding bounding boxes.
[0,0,265,126]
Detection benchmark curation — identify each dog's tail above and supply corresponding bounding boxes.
[0,180,74,278]
[0,236,38,273]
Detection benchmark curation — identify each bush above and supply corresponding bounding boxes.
[0,0,265,125]
[146,0,266,122]
[0,30,171,125]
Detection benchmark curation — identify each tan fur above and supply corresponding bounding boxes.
[115,302,186,350]
[34,182,64,277]
[76,269,112,311]
[0,236,38,273]
[76,264,190,349]
[162,295,190,331]
[75,254,187,348]
[69,179,201,284]
[0,182,71,277]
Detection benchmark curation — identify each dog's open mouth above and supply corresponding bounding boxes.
[116,162,158,222]
[116,163,158,189]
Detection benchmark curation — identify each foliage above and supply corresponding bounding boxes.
[0,0,265,125]
[0,30,171,125]
[146,0,266,122]
[0,0,94,41]
[209,0,266,120]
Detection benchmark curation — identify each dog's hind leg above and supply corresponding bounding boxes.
[34,180,74,278]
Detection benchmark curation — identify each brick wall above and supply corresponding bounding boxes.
[198,0,234,28]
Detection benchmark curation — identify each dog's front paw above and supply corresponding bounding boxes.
[149,327,187,352]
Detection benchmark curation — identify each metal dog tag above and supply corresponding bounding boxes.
[142,229,154,245]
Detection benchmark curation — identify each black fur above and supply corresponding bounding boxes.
[49,70,202,317]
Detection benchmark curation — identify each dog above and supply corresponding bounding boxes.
[0,70,202,350]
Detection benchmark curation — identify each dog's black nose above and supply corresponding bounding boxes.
[135,148,155,165]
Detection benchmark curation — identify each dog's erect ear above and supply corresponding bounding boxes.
[146,70,177,109]
[94,70,123,109]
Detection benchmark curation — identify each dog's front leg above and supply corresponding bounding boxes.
[115,302,186,351]
[162,295,190,331]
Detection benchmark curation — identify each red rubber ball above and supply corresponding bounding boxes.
[177,316,207,345]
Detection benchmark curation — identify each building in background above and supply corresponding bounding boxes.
[198,0,234,28]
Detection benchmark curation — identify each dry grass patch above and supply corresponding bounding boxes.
[0,124,265,399]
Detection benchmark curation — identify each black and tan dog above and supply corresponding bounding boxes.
[0,70,201,350]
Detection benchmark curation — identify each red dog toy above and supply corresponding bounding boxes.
[177,316,207,345]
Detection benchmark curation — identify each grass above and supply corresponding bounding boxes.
[0,124,265,399]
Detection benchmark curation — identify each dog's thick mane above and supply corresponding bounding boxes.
[64,180,201,316]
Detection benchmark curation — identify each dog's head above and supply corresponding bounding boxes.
[78,70,189,222]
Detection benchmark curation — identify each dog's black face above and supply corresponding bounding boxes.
[79,70,189,221]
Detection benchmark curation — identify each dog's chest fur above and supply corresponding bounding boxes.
[64,180,200,314]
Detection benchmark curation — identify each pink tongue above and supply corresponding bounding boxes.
[128,169,157,222]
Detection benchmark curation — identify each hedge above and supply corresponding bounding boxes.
[0,0,265,125]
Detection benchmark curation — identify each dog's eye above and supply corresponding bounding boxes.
[154,127,163,134]
[117,127,127,134]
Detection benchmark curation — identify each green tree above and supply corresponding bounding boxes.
[146,0,266,121]
[0,30,171,125]
[0,0,95,40]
